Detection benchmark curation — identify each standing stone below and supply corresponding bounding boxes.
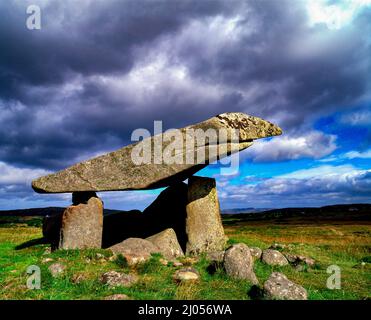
[146,228,184,259]
[59,193,103,249]
[186,176,227,255]
[263,272,308,300]
[223,243,258,285]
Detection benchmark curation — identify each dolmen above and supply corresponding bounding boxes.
[33,112,282,255]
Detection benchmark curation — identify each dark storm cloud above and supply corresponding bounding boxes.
[0,0,370,173]
[0,0,234,98]
[172,0,371,130]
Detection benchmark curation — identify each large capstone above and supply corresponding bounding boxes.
[31,113,282,193]
[185,176,227,255]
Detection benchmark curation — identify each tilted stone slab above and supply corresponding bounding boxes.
[32,112,282,193]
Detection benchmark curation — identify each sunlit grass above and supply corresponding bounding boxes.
[0,217,370,300]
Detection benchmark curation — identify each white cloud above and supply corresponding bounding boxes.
[279,164,356,179]
[218,165,371,208]
[344,149,371,159]
[306,0,371,30]
[244,131,337,162]
[0,162,50,185]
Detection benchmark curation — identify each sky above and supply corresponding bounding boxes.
[0,0,370,210]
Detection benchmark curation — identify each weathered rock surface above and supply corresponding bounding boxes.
[32,113,282,193]
[101,271,138,288]
[71,273,87,284]
[109,238,160,266]
[103,294,130,300]
[283,253,316,267]
[146,228,184,259]
[48,263,66,277]
[59,196,103,249]
[263,272,308,300]
[261,249,289,266]
[223,243,258,285]
[250,247,262,260]
[206,251,225,263]
[173,267,200,283]
[186,176,227,255]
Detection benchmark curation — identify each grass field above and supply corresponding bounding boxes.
[0,216,370,300]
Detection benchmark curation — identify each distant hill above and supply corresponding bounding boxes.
[222,204,371,223]
[1,203,370,222]
[0,207,120,217]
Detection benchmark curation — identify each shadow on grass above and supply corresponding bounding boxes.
[15,237,46,250]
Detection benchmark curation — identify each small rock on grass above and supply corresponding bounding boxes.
[172,261,184,267]
[263,272,307,300]
[48,263,66,277]
[250,247,262,260]
[43,247,52,255]
[159,258,169,266]
[173,267,200,283]
[103,294,130,300]
[101,271,138,288]
[261,249,289,266]
[71,273,87,284]
[41,258,54,264]
[223,243,258,285]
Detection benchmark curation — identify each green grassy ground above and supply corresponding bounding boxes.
[0,216,370,300]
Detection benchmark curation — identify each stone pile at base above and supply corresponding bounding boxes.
[33,112,282,254]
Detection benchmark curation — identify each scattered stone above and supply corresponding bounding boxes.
[181,257,199,266]
[59,195,103,249]
[159,258,169,266]
[101,271,138,288]
[109,238,160,266]
[269,243,288,250]
[32,113,282,193]
[263,272,307,300]
[250,247,262,260]
[172,261,184,267]
[43,247,51,255]
[146,228,184,260]
[261,249,289,266]
[173,267,200,283]
[103,294,130,300]
[282,253,316,267]
[96,253,105,260]
[223,243,258,285]
[71,273,87,284]
[283,252,298,264]
[48,263,66,277]
[206,251,225,263]
[297,255,316,267]
[41,258,54,264]
[108,255,117,262]
[186,176,227,255]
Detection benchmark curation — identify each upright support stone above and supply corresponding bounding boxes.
[185,176,227,255]
[59,192,103,249]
